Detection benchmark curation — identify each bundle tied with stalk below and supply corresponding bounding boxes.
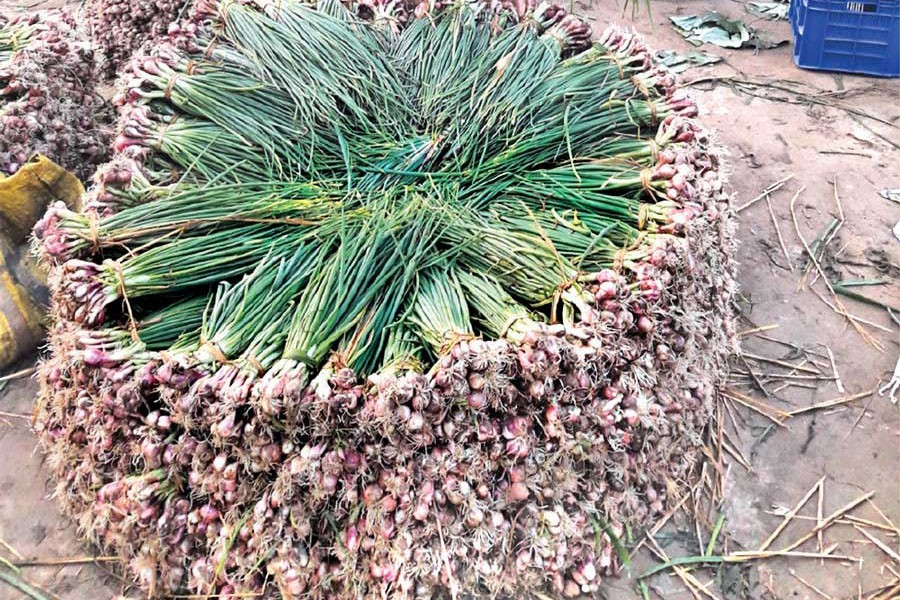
[32,0,737,598]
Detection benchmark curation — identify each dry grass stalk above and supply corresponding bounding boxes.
[727,550,859,563]
[759,476,825,552]
[853,526,900,564]
[723,389,791,425]
[867,500,900,536]
[0,536,23,560]
[843,392,875,440]
[741,352,820,374]
[817,481,825,561]
[765,191,794,271]
[789,568,834,599]
[0,367,37,382]
[737,324,779,337]
[735,174,795,212]
[761,512,898,535]
[867,580,900,600]
[721,436,752,472]
[788,186,884,351]
[0,412,30,420]
[14,556,120,567]
[786,390,875,417]
[824,344,845,393]
[781,491,875,553]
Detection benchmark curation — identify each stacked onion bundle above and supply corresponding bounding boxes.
[0,11,110,179]
[33,0,736,597]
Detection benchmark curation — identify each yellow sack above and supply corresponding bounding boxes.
[0,155,83,368]
[0,238,44,369]
[0,154,83,244]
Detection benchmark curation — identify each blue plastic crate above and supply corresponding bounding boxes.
[790,0,900,77]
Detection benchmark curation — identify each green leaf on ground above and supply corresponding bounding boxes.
[670,11,787,49]
[655,49,723,72]
[747,1,790,21]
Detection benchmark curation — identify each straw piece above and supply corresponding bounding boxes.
[765,191,793,271]
[786,389,875,417]
[817,480,825,561]
[14,556,120,567]
[789,186,884,351]
[867,499,900,536]
[824,345,845,394]
[790,569,834,599]
[853,525,900,564]
[727,550,859,563]
[781,491,875,553]
[760,512,898,534]
[735,173,794,212]
[759,476,824,552]
[741,352,821,374]
[0,537,23,560]
[0,367,36,382]
[737,324,779,337]
[723,389,791,425]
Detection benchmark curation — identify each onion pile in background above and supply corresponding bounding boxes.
[0,11,110,179]
[84,0,191,78]
[32,0,736,597]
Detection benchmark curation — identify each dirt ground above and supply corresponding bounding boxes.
[1,1,898,599]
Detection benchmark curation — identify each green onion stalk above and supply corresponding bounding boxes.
[58,224,311,326]
[495,203,639,247]
[372,325,425,383]
[456,50,666,177]
[503,173,677,231]
[489,204,639,273]
[239,304,295,377]
[334,291,408,377]
[38,180,339,261]
[86,159,178,215]
[73,295,208,369]
[453,267,548,406]
[456,269,542,344]
[116,113,289,183]
[126,50,350,179]
[479,98,665,177]
[437,25,575,170]
[0,18,36,66]
[207,0,411,143]
[392,6,498,130]
[408,266,474,359]
[442,213,596,327]
[257,199,433,411]
[193,246,324,367]
[516,159,674,200]
[199,246,326,417]
[470,33,700,175]
[357,322,427,436]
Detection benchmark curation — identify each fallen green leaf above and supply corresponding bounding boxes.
[656,49,723,72]
[670,11,786,49]
[879,188,900,203]
[747,1,789,21]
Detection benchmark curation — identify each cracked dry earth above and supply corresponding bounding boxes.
[1,0,898,598]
